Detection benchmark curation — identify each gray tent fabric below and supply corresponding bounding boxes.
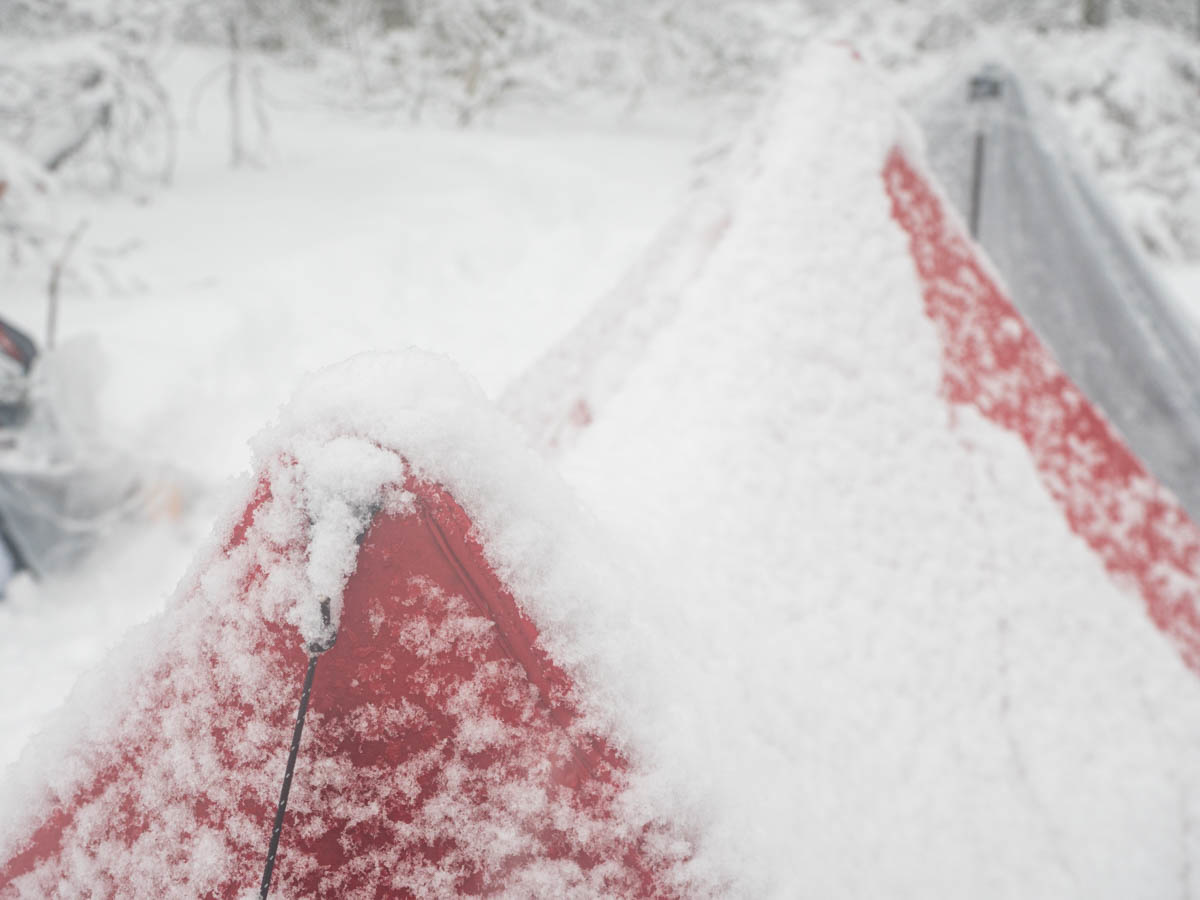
[919,64,1200,524]
[0,343,143,580]
[0,455,140,577]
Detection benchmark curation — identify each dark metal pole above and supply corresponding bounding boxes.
[967,70,1003,242]
[969,130,986,240]
[259,653,320,900]
[258,598,338,900]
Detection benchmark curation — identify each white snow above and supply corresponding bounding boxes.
[5,30,1200,900]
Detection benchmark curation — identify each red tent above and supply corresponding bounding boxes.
[0,443,687,896]
[502,65,1200,686]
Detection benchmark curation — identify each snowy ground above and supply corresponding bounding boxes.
[0,51,699,770]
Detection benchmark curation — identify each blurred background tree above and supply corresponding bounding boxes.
[2,0,1199,282]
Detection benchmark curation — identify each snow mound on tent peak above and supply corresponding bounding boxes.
[250,351,490,642]
[262,350,489,446]
[241,348,645,699]
[499,45,928,457]
[554,43,1200,899]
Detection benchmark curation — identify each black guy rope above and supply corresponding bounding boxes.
[258,597,338,900]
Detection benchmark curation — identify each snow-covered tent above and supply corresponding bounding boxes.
[0,354,696,897]
[513,46,1200,895]
[8,46,1200,899]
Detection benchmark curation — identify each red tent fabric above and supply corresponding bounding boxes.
[885,146,1200,677]
[0,464,683,897]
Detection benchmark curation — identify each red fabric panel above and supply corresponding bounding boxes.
[0,473,679,897]
[884,147,1200,675]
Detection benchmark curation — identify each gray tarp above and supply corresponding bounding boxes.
[0,452,140,576]
[919,64,1200,522]
[0,342,142,578]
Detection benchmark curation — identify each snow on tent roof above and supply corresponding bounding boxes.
[541,46,1200,895]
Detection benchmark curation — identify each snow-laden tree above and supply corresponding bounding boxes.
[313,0,824,123]
[0,0,173,288]
[838,2,1200,261]
[0,0,173,187]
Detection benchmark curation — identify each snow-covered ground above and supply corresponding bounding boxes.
[0,51,699,769]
